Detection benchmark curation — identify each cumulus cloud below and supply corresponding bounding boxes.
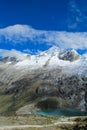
[0,49,26,60]
[0,24,87,50]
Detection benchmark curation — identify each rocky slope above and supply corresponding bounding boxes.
[0,46,87,115]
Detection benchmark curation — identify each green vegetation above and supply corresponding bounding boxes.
[0,116,86,130]
[0,79,44,115]
[0,85,13,115]
[0,115,59,126]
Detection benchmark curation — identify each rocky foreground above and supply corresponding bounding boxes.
[0,116,86,130]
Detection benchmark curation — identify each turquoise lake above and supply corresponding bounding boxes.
[37,109,87,117]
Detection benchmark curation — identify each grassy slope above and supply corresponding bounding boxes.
[0,85,13,115]
[0,79,43,115]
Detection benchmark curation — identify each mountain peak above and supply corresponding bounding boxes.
[42,46,60,56]
[59,49,80,62]
[49,46,60,52]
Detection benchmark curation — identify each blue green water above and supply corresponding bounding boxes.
[37,109,87,117]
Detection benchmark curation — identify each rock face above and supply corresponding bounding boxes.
[0,56,18,63]
[35,71,87,111]
[59,50,80,61]
[0,66,87,114]
[0,46,87,115]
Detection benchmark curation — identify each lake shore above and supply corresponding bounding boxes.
[0,115,87,130]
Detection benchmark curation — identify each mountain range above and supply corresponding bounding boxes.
[0,46,87,115]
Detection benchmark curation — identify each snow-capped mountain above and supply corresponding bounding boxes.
[59,49,80,61]
[0,46,86,76]
[0,46,87,114]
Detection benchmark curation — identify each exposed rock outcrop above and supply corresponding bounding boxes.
[59,50,80,61]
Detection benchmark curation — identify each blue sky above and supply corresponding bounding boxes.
[0,0,87,56]
[0,0,68,30]
[0,0,87,31]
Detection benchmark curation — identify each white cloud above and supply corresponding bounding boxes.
[23,49,32,53]
[67,0,87,30]
[0,49,26,60]
[0,24,87,50]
